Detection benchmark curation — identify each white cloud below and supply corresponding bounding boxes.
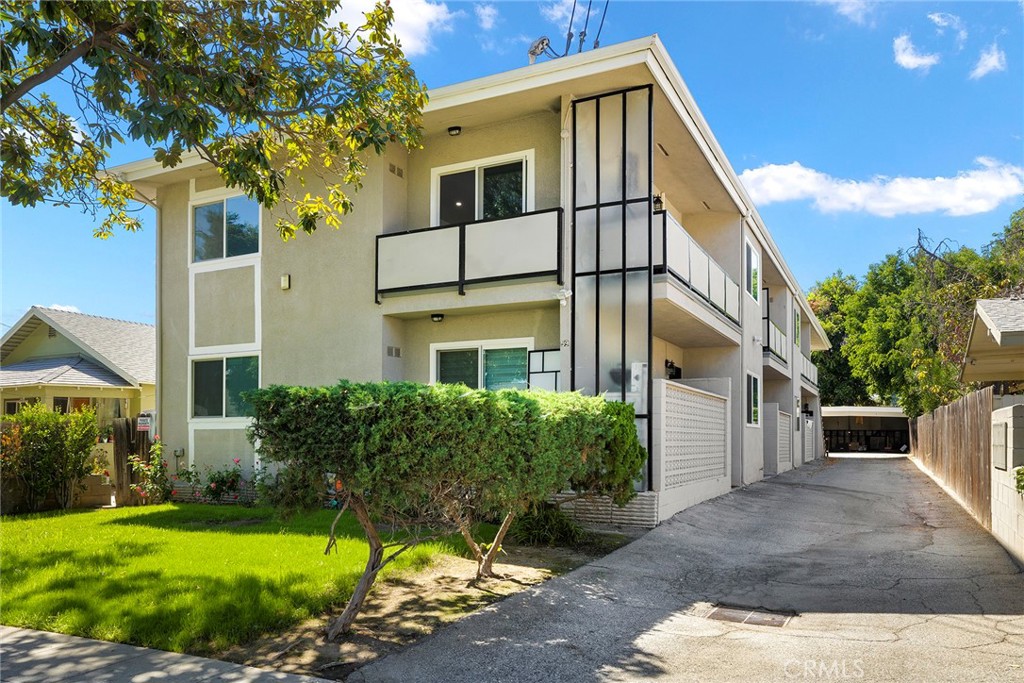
[970,42,1007,79]
[475,3,498,31]
[332,0,462,57]
[41,304,81,313]
[819,0,873,25]
[927,12,967,51]
[893,34,940,72]
[541,0,577,26]
[739,158,1024,218]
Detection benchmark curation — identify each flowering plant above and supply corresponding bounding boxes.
[128,436,173,504]
[175,457,246,503]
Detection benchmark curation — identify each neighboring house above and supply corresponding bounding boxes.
[821,406,910,454]
[961,297,1024,384]
[113,36,829,525]
[0,307,156,426]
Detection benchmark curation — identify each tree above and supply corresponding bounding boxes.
[248,382,645,638]
[807,271,870,406]
[1,1,426,238]
[843,253,915,407]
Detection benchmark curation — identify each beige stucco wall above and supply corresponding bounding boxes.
[5,325,81,364]
[260,156,386,388]
[404,111,562,230]
[652,336,685,382]
[192,428,256,474]
[193,266,257,347]
[156,180,192,469]
[400,307,560,384]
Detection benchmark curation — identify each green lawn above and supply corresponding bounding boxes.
[0,504,458,653]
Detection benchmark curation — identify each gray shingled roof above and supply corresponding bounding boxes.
[977,298,1024,335]
[0,307,155,385]
[0,355,132,389]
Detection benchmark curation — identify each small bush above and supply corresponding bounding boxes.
[509,505,585,547]
[1,403,98,511]
[128,437,174,504]
[1015,467,1023,497]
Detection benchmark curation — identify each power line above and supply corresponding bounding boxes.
[593,0,610,49]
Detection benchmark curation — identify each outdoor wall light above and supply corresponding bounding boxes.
[280,274,291,290]
[447,126,462,136]
[431,313,445,323]
[653,194,664,212]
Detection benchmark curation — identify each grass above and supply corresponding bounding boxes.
[0,504,462,654]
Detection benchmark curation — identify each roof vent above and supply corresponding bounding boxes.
[48,326,56,338]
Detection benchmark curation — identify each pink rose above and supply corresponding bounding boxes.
[233,458,241,465]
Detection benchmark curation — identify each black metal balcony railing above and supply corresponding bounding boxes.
[375,208,563,302]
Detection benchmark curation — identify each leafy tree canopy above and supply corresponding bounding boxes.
[807,271,871,406]
[1,0,426,238]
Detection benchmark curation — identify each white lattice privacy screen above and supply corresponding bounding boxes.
[779,411,793,468]
[660,381,728,488]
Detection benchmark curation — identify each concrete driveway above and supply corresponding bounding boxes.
[354,457,1024,683]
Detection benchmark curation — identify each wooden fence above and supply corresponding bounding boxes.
[909,386,993,529]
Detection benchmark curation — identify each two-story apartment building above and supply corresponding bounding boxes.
[114,36,829,526]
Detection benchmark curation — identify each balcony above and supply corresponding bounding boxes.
[653,212,740,324]
[375,209,563,301]
[762,318,787,362]
[800,354,818,386]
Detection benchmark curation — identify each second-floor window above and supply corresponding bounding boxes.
[193,195,260,263]
[745,239,759,302]
[432,151,533,226]
[794,309,802,348]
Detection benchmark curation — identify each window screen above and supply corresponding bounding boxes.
[484,347,528,390]
[437,349,479,388]
[193,359,224,417]
[193,202,224,262]
[482,162,523,220]
[439,170,475,226]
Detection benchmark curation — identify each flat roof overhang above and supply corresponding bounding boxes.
[961,309,1024,382]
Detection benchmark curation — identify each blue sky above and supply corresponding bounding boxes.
[2,0,1022,329]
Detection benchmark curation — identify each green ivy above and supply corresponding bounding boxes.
[1015,467,1024,497]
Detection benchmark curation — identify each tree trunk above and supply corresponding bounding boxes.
[445,498,484,564]
[326,495,384,640]
[478,510,516,579]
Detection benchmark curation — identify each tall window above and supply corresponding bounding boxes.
[794,308,802,348]
[193,196,260,262]
[193,356,259,417]
[433,151,532,226]
[746,373,760,426]
[431,339,532,390]
[745,239,759,302]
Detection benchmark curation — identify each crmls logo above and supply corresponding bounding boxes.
[784,660,866,679]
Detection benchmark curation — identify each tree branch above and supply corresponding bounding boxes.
[2,41,95,113]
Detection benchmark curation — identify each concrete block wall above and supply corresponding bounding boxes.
[991,405,1024,567]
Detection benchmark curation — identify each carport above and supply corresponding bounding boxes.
[821,405,909,453]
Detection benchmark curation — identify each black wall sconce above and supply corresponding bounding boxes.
[653,194,664,212]
[447,126,462,137]
[431,313,445,323]
[665,359,682,380]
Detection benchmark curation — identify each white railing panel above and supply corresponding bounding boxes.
[763,319,787,361]
[690,248,710,299]
[464,212,558,281]
[725,281,740,322]
[708,261,726,313]
[664,214,691,283]
[377,227,460,291]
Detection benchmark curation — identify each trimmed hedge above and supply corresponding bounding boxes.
[248,381,646,518]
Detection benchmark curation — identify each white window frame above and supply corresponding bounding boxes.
[429,337,535,389]
[187,352,262,425]
[188,184,262,356]
[429,150,536,226]
[794,307,802,348]
[745,238,759,303]
[746,372,761,427]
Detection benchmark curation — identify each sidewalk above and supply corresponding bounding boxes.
[0,626,332,683]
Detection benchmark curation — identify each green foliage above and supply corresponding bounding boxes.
[1015,467,1024,497]
[509,505,585,547]
[0,403,98,511]
[807,271,871,406]
[174,458,246,503]
[0,505,449,653]
[811,207,1024,417]
[128,438,173,504]
[1,1,426,238]
[247,382,646,525]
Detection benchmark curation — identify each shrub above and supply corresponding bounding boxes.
[0,403,98,510]
[128,437,174,504]
[1015,467,1023,497]
[174,458,247,503]
[247,381,646,637]
[509,505,586,547]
